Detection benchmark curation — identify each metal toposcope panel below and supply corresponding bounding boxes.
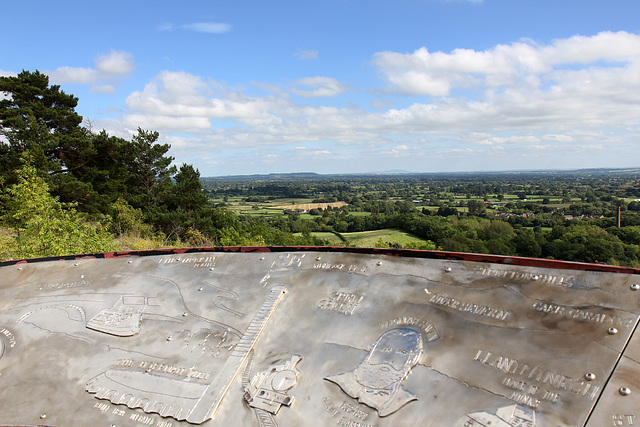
[0,251,639,427]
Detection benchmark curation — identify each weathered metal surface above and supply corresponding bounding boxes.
[0,247,639,426]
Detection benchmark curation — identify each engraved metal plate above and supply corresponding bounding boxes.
[1,248,639,426]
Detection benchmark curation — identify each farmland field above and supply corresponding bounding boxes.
[307,228,433,248]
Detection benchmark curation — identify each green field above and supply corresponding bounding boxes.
[308,228,433,248]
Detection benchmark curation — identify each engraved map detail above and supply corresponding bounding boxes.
[85,285,288,425]
[325,328,423,417]
[1,251,639,426]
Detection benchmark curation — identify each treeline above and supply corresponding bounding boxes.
[231,204,640,266]
[0,71,324,259]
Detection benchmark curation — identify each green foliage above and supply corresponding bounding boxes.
[125,128,176,209]
[110,198,155,238]
[1,161,115,259]
[0,71,87,183]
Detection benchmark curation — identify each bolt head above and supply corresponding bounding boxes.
[585,372,596,381]
[619,387,632,396]
[608,327,619,335]
[445,267,452,272]
[376,261,382,266]
[631,284,640,291]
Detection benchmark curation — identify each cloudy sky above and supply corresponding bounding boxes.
[2,0,640,176]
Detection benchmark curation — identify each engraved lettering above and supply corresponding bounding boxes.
[474,349,601,400]
[533,302,564,315]
[94,402,110,412]
[382,317,439,342]
[317,292,365,316]
[314,263,345,270]
[510,391,540,408]
[542,390,560,403]
[430,294,511,321]
[337,417,375,427]
[476,267,575,288]
[323,396,341,418]
[158,256,216,268]
[533,302,635,328]
[493,356,518,373]
[130,413,156,425]
[502,377,526,391]
[0,328,17,348]
[118,359,134,368]
[339,402,369,420]
[35,280,90,291]
[612,415,635,426]
[186,366,210,381]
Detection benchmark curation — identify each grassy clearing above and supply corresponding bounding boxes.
[270,202,348,211]
[309,228,431,248]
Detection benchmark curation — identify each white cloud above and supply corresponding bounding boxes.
[374,31,640,96]
[89,84,117,94]
[98,31,640,175]
[543,134,574,142]
[95,51,135,75]
[182,22,232,33]
[292,76,350,98]
[294,49,319,60]
[160,22,232,34]
[47,66,99,84]
[46,50,135,92]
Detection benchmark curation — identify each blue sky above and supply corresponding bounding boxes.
[2,0,640,176]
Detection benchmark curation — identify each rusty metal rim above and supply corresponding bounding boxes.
[1,246,639,275]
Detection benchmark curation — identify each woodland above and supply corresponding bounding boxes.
[1,71,640,267]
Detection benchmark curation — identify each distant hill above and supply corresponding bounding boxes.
[202,167,640,181]
[202,172,321,181]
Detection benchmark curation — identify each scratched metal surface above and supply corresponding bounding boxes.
[0,250,639,427]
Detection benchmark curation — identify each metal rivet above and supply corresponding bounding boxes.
[619,387,631,396]
[445,267,452,272]
[585,373,596,381]
[316,256,322,261]
[128,259,133,264]
[40,414,47,419]
[17,266,22,270]
[608,327,619,335]
[198,287,203,291]
[74,262,79,266]
[182,312,188,317]
[376,261,382,266]
[80,275,84,279]
[209,267,215,271]
[631,284,640,291]
[166,336,172,341]
[260,257,265,261]
[532,275,540,281]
